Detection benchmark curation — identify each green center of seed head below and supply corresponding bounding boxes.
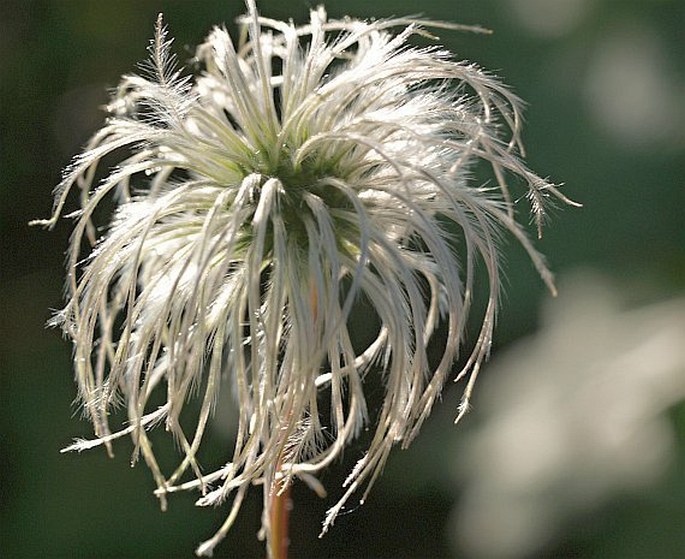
[245,143,360,259]
[268,143,347,204]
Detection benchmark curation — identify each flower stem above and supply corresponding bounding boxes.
[269,477,292,559]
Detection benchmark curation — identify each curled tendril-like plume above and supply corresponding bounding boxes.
[35,0,576,556]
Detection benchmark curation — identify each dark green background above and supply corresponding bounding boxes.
[2,1,684,557]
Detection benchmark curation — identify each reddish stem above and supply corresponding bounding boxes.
[269,476,292,559]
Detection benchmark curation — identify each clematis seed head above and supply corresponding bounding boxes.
[35,0,576,556]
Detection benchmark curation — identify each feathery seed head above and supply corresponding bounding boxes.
[37,1,575,555]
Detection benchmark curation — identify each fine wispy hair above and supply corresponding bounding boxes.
[34,0,576,555]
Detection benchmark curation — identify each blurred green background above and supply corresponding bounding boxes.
[2,1,684,558]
